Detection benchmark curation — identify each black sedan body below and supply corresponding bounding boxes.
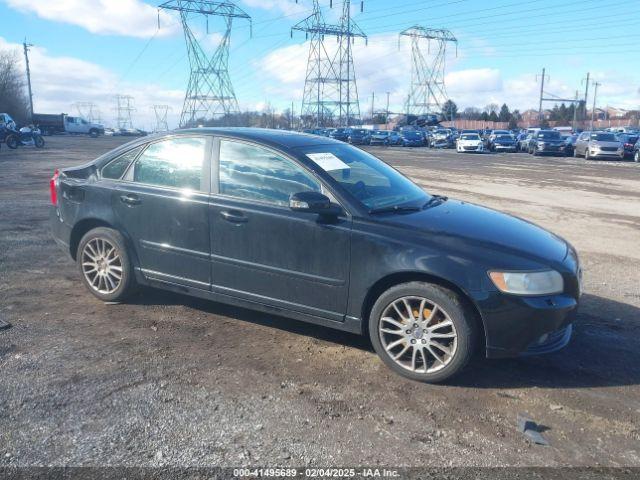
[528,130,565,155]
[345,128,371,145]
[617,133,638,159]
[50,128,580,382]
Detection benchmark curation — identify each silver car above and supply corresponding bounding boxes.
[574,131,624,160]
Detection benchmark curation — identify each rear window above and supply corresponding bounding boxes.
[591,133,616,142]
[102,146,143,179]
[538,131,561,139]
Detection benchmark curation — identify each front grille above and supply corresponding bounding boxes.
[600,146,617,152]
[464,146,478,150]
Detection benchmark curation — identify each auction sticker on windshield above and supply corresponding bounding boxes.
[307,152,350,172]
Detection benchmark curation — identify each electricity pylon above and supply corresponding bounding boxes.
[159,1,251,128]
[399,26,457,116]
[293,0,366,128]
[151,105,172,131]
[74,102,99,123]
[114,95,135,129]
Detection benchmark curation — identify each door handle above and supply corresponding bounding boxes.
[120,194,141,206]
[220,210,248,223]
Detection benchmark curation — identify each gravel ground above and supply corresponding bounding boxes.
[0,136,639,468]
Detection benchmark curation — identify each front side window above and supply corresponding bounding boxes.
[102,146,143,179]
[218,140,320,206]
[132,137,206,191]
[298,144,428,210]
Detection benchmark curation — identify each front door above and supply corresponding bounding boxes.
[209,138,351,321]
[576,132,589,156]
[113,135,212,289]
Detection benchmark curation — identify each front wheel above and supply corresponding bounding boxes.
[369,282,478,383]
[34,135,45,148]
[5,134,19,149]
[77,227,137,303]
[634,150,640,163]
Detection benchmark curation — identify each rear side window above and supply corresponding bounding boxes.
[218,140,320,206]
[132,137,206,191]
[102,146,143,179]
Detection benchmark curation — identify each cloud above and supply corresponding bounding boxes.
[4,0,177,38]
[0,37,184,130]
[241,0,306,16]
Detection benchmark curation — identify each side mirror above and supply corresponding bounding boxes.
[289,191,338,215]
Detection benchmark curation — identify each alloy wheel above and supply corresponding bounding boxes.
[81,238,123,294]
[379,296,458,374]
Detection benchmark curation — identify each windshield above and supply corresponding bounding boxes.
[591,133,617,142]
[538,131,561,139]
[298,144,428,210]
[351,129,367,135]
[374,130,389,135]
[460,134,480,140]
[403,131,421,138]
[496,135,513,140]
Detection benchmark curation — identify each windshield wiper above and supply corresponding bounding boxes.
[369,205,422,215]
[423,194,448,209]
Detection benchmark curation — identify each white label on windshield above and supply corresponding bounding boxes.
[306,152,350,171]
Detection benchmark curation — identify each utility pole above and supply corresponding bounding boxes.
[536,68,548,125]
[23,39,34,121]
[385,91,390,129]
[370,92,375,124]
[150,105,171,131]
[582,72,590,125]
[591,81,601,131]
[572,90,579,131]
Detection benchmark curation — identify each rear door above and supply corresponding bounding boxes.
[208,138,352,320]
[112,135,212,289]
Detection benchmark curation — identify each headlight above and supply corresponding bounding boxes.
[488,270,564,295]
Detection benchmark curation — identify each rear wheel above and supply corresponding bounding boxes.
[369,282,478,383]
[77,227,136,303]
[634,150,640,163]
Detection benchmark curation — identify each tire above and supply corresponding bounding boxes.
[34,135,45,148]
[5,134,19,149]
[368,282,478,383]
[634,150,640,163]
[585,149,590,160]
[89,129,99,138]
[77,227,137,303]
[573,148,578,158]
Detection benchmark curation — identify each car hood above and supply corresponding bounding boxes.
[385,200,568,263]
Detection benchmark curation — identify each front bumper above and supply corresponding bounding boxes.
[589,149,624,158]
[494,144,516,151]
[476,291,578,358]
[458,144,483,152]
[536,144,564,154]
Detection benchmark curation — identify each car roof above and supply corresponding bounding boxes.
[179,127,342,149]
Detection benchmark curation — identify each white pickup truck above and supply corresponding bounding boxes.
[32,113,105,137]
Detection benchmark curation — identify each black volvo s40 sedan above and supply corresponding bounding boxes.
[50,128,581,383]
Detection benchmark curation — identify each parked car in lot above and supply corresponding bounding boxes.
[560,134,578,157]
[385,131,403,146]
[346,128,371,145]
[456,133,484,153]
[431,129,454,148]
[517,133,532,152]
[49,128,581,383]
[487,130,512,150]
[400,130,424,147]
[369,130,392,145]
[527,130,565,155]
[489,134,517,152]
[616,133,638,159]
[329,128,349,142]
[574,131,624,160]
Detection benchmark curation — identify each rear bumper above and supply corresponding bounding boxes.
[476,291,578,358]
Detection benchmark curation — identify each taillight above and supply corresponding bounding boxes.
[50,169,59,205]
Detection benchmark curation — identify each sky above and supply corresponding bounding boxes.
[0,0,639,130]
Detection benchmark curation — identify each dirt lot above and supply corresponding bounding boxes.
[1,136,639,468]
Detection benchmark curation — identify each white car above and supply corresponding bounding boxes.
[457,133,484,153]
